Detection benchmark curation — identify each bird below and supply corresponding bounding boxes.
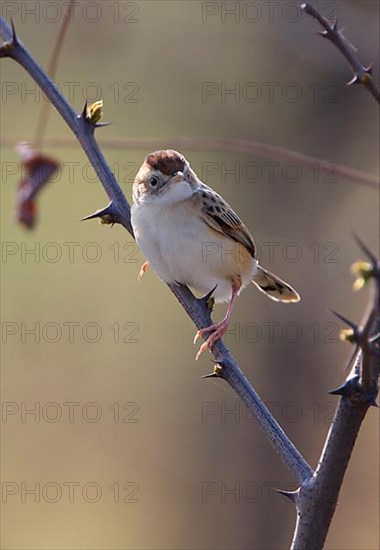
[131,149,300,359]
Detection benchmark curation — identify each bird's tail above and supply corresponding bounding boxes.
[252,265,300,303]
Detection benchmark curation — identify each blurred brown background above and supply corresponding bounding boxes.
[1,1,379,549]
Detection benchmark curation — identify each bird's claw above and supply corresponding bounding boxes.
[194,322,228,360]
[194,329,205,345]
[137,261,149,281]
[195,340,211,361]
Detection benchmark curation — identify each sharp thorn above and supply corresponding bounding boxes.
[201,364,224,379]
[328,384,348,396]
[0,19,19,56]
[329,309,358,330]
[10,18,19,46]
[80,202,116,224]
[328,376,359,396]
[95,121,112,128]
[276,489,298,502]
[197,284,218,313]
[352,234,377,265]
[347,74,360,86]
[80,205,111,221]
[201,372,219,380]
[369,333,380,344]
[199,284,218,304]
[81,100,88,118]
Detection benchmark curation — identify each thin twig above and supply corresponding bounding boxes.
[1,135,378,189]
[301,1,380,104]
[0,17,313,485]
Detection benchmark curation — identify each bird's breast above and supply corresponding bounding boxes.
[131,201,256,301]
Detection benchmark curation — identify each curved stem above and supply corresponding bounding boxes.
[1,135,377,189]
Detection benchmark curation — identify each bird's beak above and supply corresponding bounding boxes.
[170,171,184,184]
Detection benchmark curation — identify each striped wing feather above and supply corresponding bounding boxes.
[197,184,256,258]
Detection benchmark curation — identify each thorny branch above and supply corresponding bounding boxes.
[290,238,380,549]
[0,18,313,484]
[1,3,379,548]
[301,1,380,104]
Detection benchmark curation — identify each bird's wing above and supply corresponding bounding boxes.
[196,183,256,258]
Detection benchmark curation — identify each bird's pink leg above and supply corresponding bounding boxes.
[194,282,241,360]
[137,261,150,281]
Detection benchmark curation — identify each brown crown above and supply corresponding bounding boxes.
[145,150,187,177]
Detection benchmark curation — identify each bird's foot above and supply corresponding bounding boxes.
[194,319,229,361]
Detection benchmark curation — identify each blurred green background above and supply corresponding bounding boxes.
[1,1,379,549]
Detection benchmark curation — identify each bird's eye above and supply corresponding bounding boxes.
[150,176,159,187]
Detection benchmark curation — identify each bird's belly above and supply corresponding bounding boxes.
[131,203,256,302]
